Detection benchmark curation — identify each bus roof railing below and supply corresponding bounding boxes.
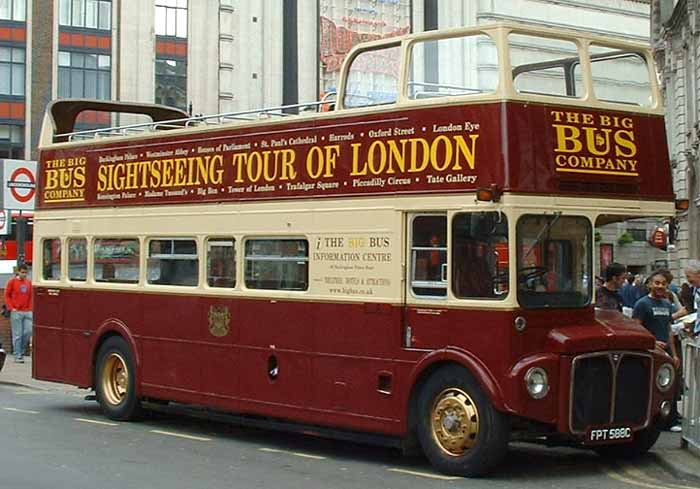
[50,92,337,144]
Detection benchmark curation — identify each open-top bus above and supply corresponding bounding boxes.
[34,22,678,476]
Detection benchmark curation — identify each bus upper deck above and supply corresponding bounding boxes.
[38,22,673,212]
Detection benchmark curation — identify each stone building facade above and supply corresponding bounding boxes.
[651,0,700,279]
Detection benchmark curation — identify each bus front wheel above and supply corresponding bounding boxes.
[417,365,509,477]
[95,336,141,421]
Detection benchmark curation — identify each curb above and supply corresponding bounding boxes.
[651,452,700,483]
[0,380,48,390]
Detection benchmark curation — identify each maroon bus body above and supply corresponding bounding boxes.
[33,100,674,442]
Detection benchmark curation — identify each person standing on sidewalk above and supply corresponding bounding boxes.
[595,262,626,311]
[685,260,700,335]
[633,269,682,432]
[5,264,32,363]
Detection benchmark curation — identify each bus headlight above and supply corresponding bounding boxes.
[656,364,675,392]
[525,367,550,399]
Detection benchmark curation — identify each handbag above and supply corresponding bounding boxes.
[1,304,10,319]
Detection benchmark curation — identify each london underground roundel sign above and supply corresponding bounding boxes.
[2,160,37,210]
[8,167,36,203]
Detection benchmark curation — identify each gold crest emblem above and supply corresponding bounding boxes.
[208,306,231,337]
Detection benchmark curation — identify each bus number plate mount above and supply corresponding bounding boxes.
[585,426,633,444]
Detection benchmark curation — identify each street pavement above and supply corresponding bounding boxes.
[1,354,698,483]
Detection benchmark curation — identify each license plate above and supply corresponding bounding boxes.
[586,426,633,444]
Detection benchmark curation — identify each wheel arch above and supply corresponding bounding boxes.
[405,348,509,436]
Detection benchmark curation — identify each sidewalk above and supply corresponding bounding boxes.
[651,431,700,483]
[0,355,73,391]
[1,357,698,480]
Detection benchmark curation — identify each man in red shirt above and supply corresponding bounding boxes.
[5,264,33,363]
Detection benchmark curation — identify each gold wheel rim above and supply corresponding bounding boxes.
[102,353,129,406]
[431,387,480,456]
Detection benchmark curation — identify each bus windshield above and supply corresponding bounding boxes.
[517,214,592,308]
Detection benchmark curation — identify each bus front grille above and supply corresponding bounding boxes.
[570,352,652,433]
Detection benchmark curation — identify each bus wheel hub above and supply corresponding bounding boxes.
[431,388,479,456]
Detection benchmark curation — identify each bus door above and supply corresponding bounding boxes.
[34,237,65,381]
[403,213,450,349]
[402,211,510,350]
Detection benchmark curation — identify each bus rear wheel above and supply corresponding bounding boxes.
[417,365,509,477]
[95,336,141,421]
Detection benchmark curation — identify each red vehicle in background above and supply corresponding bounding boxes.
[0,212,33,270]
[33,23,679,477]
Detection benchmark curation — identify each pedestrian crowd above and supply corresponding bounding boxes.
[596,260,700,433]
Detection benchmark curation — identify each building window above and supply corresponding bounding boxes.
[155,0,187,38]
[0,124,24,159]
[0,0,25,21]
[58,51,111,99]
[155,57,187,109]
[59,0,111,30]
[628,229,647,241]
[0,46,25,96]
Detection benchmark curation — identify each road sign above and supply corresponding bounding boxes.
[0,209,10,235]
[3,159,37,210]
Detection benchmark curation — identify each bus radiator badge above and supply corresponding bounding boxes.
[208,306,231,337]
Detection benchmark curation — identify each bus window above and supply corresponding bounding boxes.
[244,239,308,291]
[147,238,198,286]
[94,238,139,284]
[588,44,652,106]
[343,44,401,108]
[42,238,61,280]
[68,238,87,281]
[411,215,447,297]
[207,238,236,288]
[510,33,581,98]
[408,33,498,100]
[516,215,591,308]
[452,212,508,299]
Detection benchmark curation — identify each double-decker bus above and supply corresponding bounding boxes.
[33,22,679,477]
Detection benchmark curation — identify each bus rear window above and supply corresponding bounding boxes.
[94,238,139,284]
[244,239,308,291]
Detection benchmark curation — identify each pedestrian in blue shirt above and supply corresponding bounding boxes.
[621,273,643,308]
[632,270,679,367]
[633,269,682,432]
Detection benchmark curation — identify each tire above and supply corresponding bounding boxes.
[593,424,660,459]
[95,336,141,421]
[416,365,509,477]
